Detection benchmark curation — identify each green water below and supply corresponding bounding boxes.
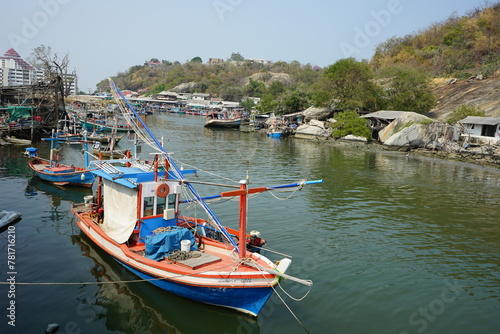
[1,113,499,334]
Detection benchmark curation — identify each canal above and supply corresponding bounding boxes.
[1,113,499,334]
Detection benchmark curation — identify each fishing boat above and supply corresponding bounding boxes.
[0,210,21,228]
[266,118,287,138]
[267,128,284,139]
[70,79,320,317]
[204,110,242,128]
[25,131,95,188]
[87,132,124,144]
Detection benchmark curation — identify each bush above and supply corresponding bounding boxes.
[446,104,485,123]
[331,110,372,139]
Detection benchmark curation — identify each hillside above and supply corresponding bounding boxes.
[430,76,500,121]
[99,3,500,118]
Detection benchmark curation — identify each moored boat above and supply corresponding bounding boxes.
[25,131,95,187]
[25,152,95,187]
[70,79,320,316]
[204,110,242,128]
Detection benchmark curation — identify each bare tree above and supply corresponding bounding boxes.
[29,45,73,127]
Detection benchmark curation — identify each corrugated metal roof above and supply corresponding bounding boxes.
[459,116,500,125]
[361,110,408,120]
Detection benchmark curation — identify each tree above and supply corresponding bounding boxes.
[256,94,278,113]
[331,110,371,139]
[278,90,309,115]
[313,58,383,111]
[30,44,72,97]
[446,104,485,123]
[230,52,245,61]
[378,64,436,113]
[245,78,266,97]
[190,56,203,63]
[240,98,256,112]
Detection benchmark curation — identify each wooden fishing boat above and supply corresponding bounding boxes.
[204,110,242,128]
[25,131,95,187]
[87,133,124,144]
[25,154,95,187]
[71,79,320,316]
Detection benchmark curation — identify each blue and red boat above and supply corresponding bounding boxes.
[70,79,320,316]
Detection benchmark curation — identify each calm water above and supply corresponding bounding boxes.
[1,114,499,334]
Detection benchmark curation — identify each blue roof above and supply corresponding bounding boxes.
[91,166,197,189]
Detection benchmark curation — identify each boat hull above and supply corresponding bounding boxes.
[121,261,274,316]
[74,210,278,316]
[204,119,241,128]
[28,159,95,187]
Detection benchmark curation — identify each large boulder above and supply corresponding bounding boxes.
[383,123,429,147]
[303,107,331,121]
[295,120,332,139]
[379,112,434,148]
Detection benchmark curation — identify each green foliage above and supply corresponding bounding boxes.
[313,58,384,111]
[256,94,278,113]
[240,98,255,111]
[190,56,203,63]
[378,64,436,113]
[230,52,245,61]
[331,110,371,139]
[278,90,309,115]
[446,104,486,123]
[245,78,266,97]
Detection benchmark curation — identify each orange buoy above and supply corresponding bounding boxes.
[156,183,169,197]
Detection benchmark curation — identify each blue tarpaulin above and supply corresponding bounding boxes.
[144,227,197,261]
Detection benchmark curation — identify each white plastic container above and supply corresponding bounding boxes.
[180,239,191,252]
[84,195,94,207]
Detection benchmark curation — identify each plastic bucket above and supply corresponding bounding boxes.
[180,239,191,252]
[84,195,94,207]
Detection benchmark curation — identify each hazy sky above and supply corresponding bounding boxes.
[1,0,488,92]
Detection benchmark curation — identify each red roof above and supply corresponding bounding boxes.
[1,48,34,70]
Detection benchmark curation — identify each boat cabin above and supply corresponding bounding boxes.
[90,162,196,248]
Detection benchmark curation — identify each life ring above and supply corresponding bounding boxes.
[156,183,169,197]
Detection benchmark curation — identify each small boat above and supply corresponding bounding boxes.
[87,132,123,144]
[204,110,242,128]
[71,79,321,317]
[4,136,32,145]
[267,129,284,138]
[0,210,21,228]
[25,131,95,188]
[91,141,128,159]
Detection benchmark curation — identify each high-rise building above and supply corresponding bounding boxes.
[0,48,77,95]
[0,48,36,87]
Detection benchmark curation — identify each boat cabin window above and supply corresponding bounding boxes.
[168,193,176,210]
[143,196,155,217]
[156,195,166,213]
[141,182,179,217]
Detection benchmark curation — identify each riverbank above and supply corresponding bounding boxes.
[292,135,500,169]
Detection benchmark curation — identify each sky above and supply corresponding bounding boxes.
[0,0,490,93]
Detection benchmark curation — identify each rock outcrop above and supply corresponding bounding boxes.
[303,106,331,121]
[295,119,332,139]
[379,112,434,148]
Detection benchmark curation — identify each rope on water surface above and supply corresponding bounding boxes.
[245,258,312,334]
[0,261,238,286]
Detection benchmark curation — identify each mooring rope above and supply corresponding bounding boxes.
[0,261,238,286]
[245,257,311,334]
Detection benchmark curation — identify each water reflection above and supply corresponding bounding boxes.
[72,233,260,334]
